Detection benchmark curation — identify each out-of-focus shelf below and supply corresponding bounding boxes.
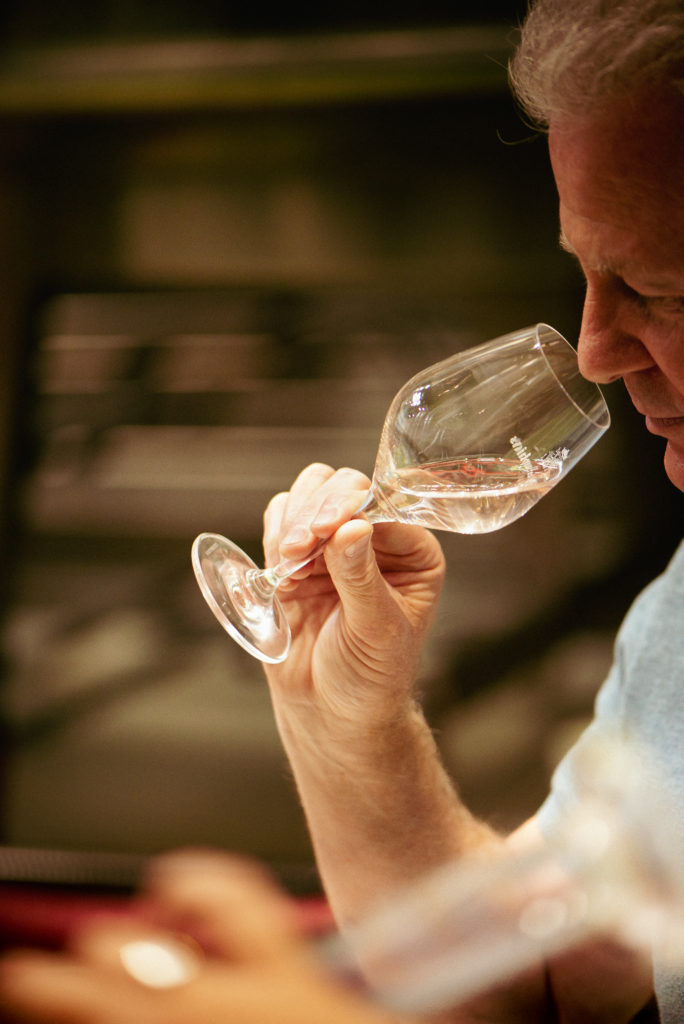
[28,425,380,537]
[25,288,470,538]
[0,25,514,115]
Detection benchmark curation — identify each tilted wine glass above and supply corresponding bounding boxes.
[192,323,610,664]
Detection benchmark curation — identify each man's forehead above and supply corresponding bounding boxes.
[550,89,684,279]
[548,87,684,205]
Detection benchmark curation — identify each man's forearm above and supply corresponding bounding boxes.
[272,698,501,926]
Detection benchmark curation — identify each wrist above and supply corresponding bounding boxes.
[266,657,424,744]
[271,694,430,779]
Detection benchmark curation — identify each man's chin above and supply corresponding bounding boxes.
[664,441,684,493]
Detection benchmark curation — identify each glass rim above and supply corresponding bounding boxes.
[535,323,611,431]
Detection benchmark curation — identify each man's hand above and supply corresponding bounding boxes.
[255,464,489,922]
[0,850,406,1024]
[261,463,445,727]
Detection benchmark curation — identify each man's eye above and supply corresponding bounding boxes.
[624,280,684,314]
[638,293,684,315]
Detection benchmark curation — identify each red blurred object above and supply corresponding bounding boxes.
[0,846,333,951]
[0,885,333,950]
[0,884,135,950]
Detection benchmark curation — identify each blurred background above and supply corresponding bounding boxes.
[0,1,681,893]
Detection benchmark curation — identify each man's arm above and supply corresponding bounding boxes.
[261,464,499,924]
[261,464,654,1020]
[272,696,500,924]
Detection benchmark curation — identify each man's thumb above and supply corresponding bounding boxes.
[325,522,384,615]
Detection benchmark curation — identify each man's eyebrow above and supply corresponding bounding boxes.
[558,230,681,290]
[559,229,627,276]
[558,229,576,255]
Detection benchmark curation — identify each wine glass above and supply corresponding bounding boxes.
[192,323,609,663]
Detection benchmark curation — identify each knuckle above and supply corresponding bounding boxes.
[332,466,372,488]
[296,462,335,482]
[264,491,287,517]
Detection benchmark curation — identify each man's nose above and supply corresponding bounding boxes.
[576,278,654,384]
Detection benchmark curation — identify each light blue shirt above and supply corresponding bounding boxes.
[538,540,684,1022]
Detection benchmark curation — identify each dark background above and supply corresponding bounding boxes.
[0,2,680,886]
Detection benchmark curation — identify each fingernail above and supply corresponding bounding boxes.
[282,526,310,546]
[312,501,341,528]
[344,535,369,559]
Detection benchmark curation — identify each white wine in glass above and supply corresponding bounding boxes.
[192,323,610,663]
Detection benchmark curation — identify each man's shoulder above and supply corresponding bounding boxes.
[620,538,684,636]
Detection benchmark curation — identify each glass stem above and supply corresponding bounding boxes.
[250,537,330,594]
[248,488,390,596]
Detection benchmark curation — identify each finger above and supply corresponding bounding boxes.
[322,520,442,659]
[369,520,446,575]
[138,851,309,968]
[263,490,327,587]
[0,948,159,1024]
[0,945,398,1024]
[262,464,336,576]
[322,519,390,629]
[263,490,289,569]
[263,466,370,588]
[277,462,336,549]
[68,918,202,989]
[280,466,370,552]
[309,470,371,539]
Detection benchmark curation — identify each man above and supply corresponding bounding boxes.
[257,1,684,1016]
[0,0,681,1021]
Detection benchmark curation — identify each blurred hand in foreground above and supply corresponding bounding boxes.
[0,849,408,1024]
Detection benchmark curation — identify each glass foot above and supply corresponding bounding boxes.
[191,533,291,664]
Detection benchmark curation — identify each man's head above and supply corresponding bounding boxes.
[511,0,684,491]
[509,0,684,127]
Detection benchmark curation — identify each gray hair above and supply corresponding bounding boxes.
[509,0,684,127]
